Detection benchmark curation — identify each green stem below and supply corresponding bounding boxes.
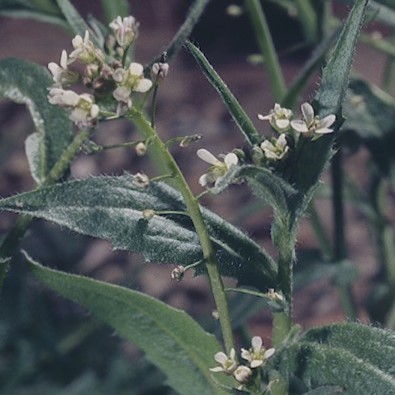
[0,130,91,293]
[245,0,286,101]
[128,108,235,353]
[295,0,318,44]
[331,149,357,320]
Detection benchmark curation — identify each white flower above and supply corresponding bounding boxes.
[241,336,275,368]
[261,134,289,161]
[47,88,80,107]
[258,103,293,132]
[109,15,139,48]
[48,50,78,87]
[70,31,103,64]
[233,365,252,384]
[291,102,336,138]
[69,93,100,129]
[112,62,152,109]
[197,149,238,187]
[210,349,237,374]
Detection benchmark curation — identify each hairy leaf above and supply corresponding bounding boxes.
[186,41,261,146]
[303,322,395,376]
[0,58,72,184]
[26,255,229,395]
[0,175,277,288]
[272,322,395,393]
[295,0,368,194]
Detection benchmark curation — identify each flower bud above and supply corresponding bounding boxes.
[233,365,252,384]
[171,266,185,281]
[135,142,147,156]
[142,209,155,220]
[133,172,150,189]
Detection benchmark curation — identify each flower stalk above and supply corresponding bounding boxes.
[128,107,235,353]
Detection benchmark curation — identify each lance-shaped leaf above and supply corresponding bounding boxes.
[303,322,395,376]
[0,58,72,185]
[271,322,395,393]
[0,175,277,288]
[26,255,229,395]
[186,41,261,147]
[55,0,101,47]
[294,0,368,194]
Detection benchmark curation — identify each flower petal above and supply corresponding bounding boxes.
[301,102,314,126]
[135,78,153,93]
[214,351,228,364]
[264,348,275,359]
[320,114,336,128]
[198,174,208,187]
[251,336,262,351]
[209,366,224,372]
[197,149,218,165]
[250,359,263,368]
[224,153,238,168]
[257,113,270,120]
[291,120,309,133]
[275,119,290,129]
[128,62,144,76]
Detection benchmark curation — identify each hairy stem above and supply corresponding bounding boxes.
[129,108,235,353]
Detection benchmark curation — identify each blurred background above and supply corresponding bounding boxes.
[0,0,392,394]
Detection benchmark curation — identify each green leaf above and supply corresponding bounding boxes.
[303,322,395,376]
[150,0,211,66]
[294,0,368,193]
[100,0,129,23]
[210,165,297,217]
[272,322,395,393]
[185,41,261,147]
[55,0,101,47]
[26,254,229,395]
[0,175,277,288]
[0,58,72,185]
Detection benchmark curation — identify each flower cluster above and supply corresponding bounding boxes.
[47,15,157,128]
[258,102,336,162]
[210,336,274,389]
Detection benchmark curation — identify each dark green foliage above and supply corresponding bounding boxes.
[26,255,229,395]
[0,175,278,289]
[0,58,72,185]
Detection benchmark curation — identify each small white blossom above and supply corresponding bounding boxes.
[258,103,293,132]
[197,149,238,187]
[291,102,336,138]
[241,336,275,368]
[109,15,139,48]
[48,50,78,87]
[47,87,80,107]
[113,62,152,110]
[261,134,289,161]
[69,93,100,129]
[233,365,252,384]
[70,31,103,64]
[210,349,237,374]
